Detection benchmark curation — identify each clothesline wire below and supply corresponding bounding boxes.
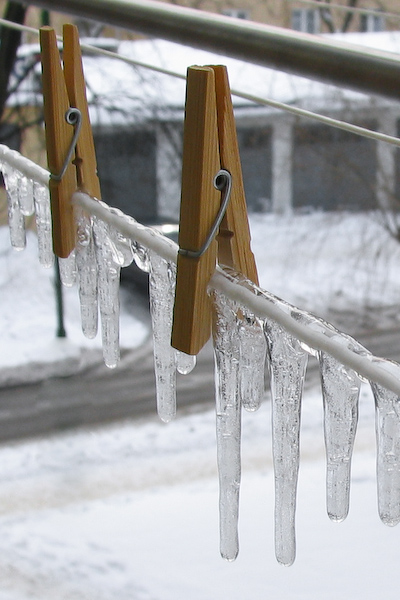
[2,140,400,396]
[2,17,400,148]
[72,190,400,398]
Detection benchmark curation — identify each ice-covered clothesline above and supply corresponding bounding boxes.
[3,146,400,567]
[75,191,400,396]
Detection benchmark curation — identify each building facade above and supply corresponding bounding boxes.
[1,1,400,225]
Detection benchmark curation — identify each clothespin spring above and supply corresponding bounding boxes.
[50,107,82,182]
[178,169,232,259]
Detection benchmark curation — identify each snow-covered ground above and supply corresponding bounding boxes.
[1,211,400,599]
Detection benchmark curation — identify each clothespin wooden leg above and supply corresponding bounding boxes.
[63,24,101,200]
[211,65,258,285]
[171,66,221,356]
[40,26,78,258]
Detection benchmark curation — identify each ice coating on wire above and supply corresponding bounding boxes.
[369,358,400,527]
[212,290,242,561]
[265,317,308,567]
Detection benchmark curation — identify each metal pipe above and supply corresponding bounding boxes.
[26,0,400,100]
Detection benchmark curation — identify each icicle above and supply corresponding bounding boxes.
[32,181,54,268]
[319,338,361,522]
[108,207,135,268]
[92,216,122,368]
[292,309,363,523]
[17,173,34,216]
[2,163,26,250]
[369,358,400,527]
[59,251,77,287]
[212,290,241,562]
[238,307,266,412]
[264,317,308,567]
[132,239,151,273]
[148,251,177,423]
[75,211,98,339]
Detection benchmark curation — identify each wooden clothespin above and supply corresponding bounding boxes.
[171,65,258,356]
[40,24,100,258]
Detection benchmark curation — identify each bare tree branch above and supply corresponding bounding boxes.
[0,2,27,124]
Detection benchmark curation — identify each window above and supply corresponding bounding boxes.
[292,9,320,33]
[222,8,249,20]
[360,12,385,33]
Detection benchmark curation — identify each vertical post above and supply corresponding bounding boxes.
[155,123,182,220]
[41,9,50,26]
[376,111,397,212]
[54,257,66,338]
[272,117,293,215]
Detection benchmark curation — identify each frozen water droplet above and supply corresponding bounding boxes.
[148,251,177,422]
[319,346,360,522]
[369,357,400,526]
[175,350,196,375]
[265,318,308,566]
[238,308,266,412]
[33,182,54,268]
[59,251,77,287]
[212,290,241,561]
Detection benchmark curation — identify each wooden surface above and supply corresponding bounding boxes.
[171,66,221,356]
[212,65,258,285]
[40,26,77,258]
[63,23,101,200]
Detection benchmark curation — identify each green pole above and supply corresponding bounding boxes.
[41,9,50,26]
[54,257,66,338]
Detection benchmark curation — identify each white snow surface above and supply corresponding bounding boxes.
[1,210,400,598]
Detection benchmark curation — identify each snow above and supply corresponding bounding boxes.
[1,208,400,598]
[0,227,148,386]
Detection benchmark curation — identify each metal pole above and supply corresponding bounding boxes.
[54,257,66,338]
[26,0,400,100]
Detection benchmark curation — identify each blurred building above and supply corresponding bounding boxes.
[1,1,400,226]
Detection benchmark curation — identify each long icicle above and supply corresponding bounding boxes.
[148,251,177,423]
[319,349,361,522]
[212,290,242,561]
[369,358,400,527]
[75,210,98,339]
[265,318,308,566]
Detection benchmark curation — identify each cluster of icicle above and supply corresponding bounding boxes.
[3,158,400,567]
